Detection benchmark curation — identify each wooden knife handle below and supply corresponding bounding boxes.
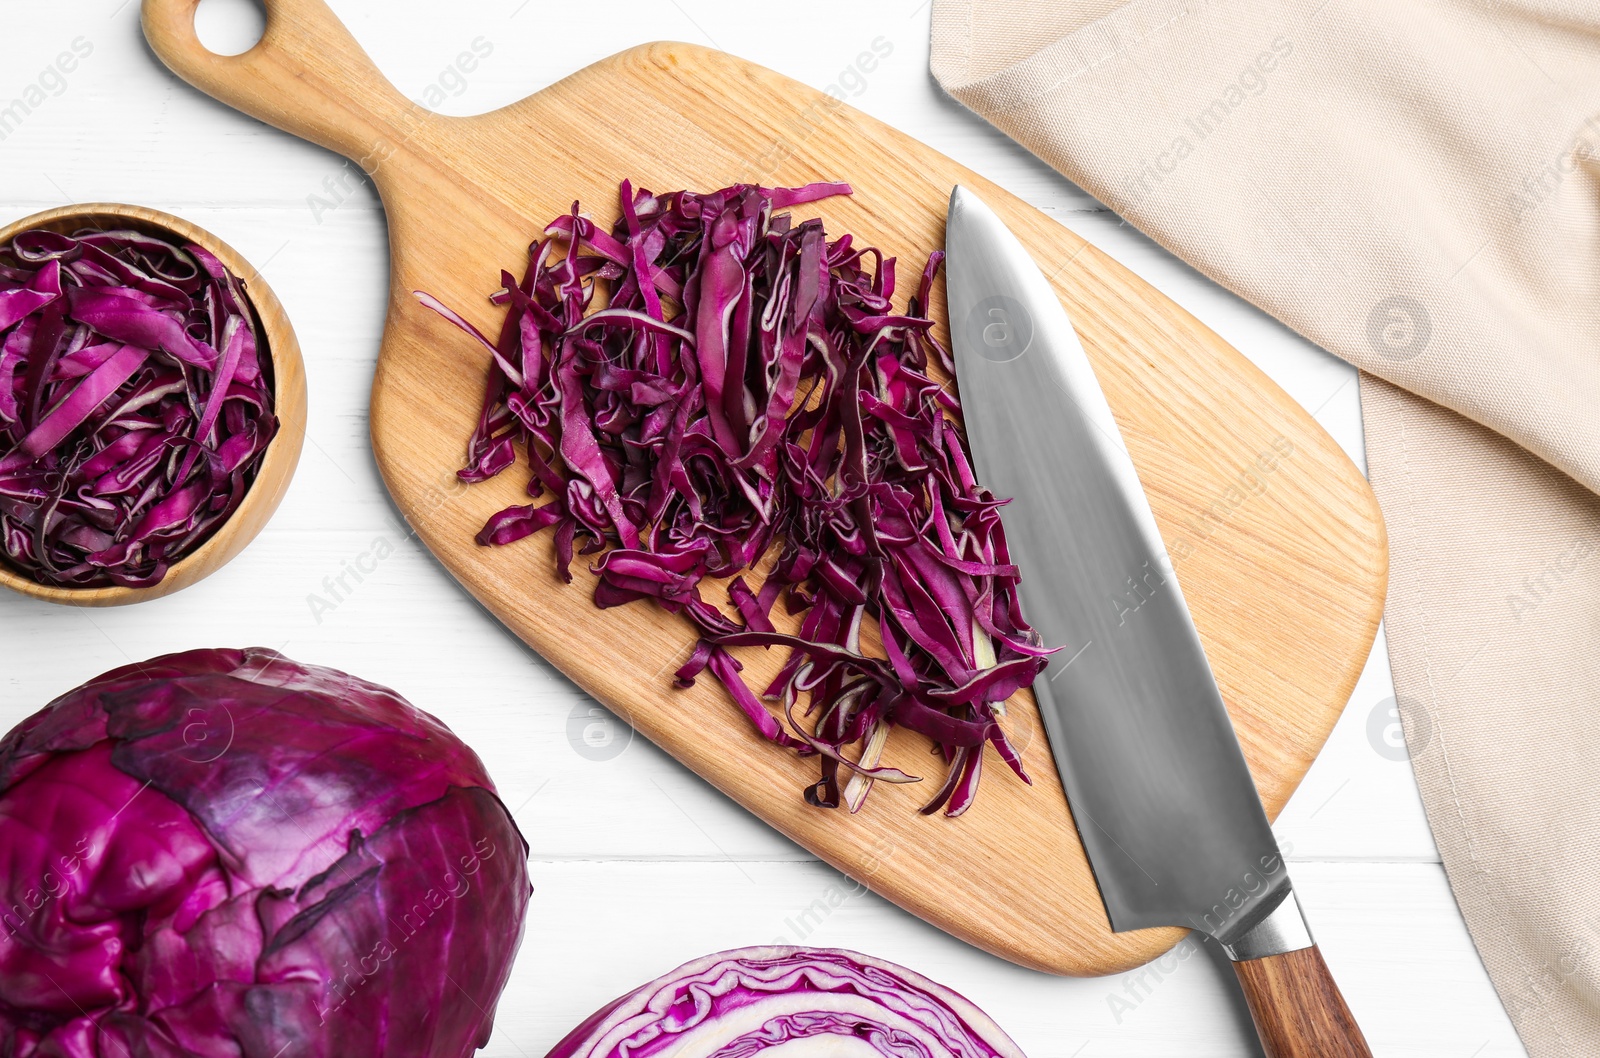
[1233,945,1372,1058]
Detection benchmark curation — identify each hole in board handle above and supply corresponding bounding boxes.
[194,0,267,56]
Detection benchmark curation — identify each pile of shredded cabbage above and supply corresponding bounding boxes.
[421,181,1053,815]
[0,227,276,588]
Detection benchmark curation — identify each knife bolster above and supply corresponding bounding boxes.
[1222,889,1314,961]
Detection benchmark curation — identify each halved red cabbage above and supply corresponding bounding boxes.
[420,182,1053,815]
[0,648,530,1058]
[545,947,1028,1058]
[0,226,277,588]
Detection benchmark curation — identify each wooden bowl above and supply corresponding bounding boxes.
[0,204,307,606]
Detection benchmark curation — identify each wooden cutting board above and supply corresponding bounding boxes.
[143,0,1388,976]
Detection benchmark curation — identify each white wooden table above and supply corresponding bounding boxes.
[0,2,1526,1055]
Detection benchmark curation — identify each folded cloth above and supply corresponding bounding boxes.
[931,1,1600,1053]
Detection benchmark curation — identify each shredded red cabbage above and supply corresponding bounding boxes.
[0,226,277,588]
[420,181,1053,816]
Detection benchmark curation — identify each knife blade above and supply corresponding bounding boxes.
[945,186,1370,1058]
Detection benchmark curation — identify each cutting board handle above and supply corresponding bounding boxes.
[142,0,425,172]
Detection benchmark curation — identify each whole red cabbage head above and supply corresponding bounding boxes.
[0,648,530,1058]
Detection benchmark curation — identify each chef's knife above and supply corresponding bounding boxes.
[945,186,1371,1058]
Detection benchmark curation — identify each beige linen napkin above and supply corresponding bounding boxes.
[931,0,1600,1053]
